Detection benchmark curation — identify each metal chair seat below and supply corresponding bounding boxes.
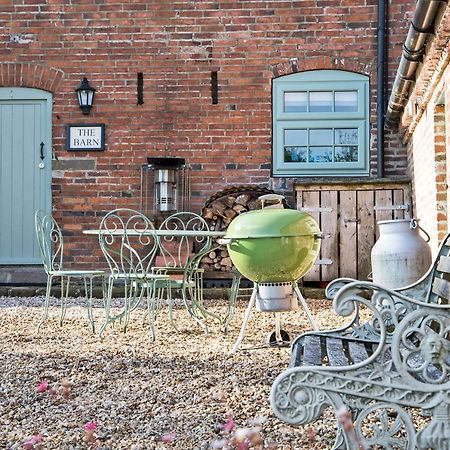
[35,210,105,332]
[50,269,105,277]
[108,272,170,280]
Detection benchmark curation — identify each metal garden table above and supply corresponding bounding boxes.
[83,228,237,331]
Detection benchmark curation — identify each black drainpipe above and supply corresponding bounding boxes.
[385,0,447,128]
[377,0,387,178]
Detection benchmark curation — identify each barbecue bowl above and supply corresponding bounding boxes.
[223,208,321,283]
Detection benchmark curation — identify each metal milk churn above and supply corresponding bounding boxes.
[371,219,432,289]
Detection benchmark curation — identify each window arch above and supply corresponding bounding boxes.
[272,70,370,177]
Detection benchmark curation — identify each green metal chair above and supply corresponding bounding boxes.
[98,208,170,340]
[153,212,215,331]
[34,210,105,332]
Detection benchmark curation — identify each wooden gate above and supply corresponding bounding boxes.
[295,180,412,283]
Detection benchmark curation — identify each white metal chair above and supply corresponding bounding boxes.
[154,212,214,331]
[34,210,105,332]
[98,208,170,340]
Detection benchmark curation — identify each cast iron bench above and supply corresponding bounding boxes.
[270,233,450,449]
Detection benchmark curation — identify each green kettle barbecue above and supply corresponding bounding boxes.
[222,194,323,354]
[224,208,321,283]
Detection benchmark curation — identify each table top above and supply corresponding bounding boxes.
[83,229,226,237]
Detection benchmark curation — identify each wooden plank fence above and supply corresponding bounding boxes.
[296,179,412,283]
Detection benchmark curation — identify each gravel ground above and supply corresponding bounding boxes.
[0,296,348,449]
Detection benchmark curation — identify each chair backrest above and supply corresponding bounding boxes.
[157,212,211,272]
[34,210,64,274]
[99,208,159,279]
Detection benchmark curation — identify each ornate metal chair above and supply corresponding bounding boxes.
[34,210,105,332]
[154,211,214,331]
[98,208,170,340]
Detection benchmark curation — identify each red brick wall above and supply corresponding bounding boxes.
[399,6,450,252]
[407,102,447,251]
[0,1,414,266]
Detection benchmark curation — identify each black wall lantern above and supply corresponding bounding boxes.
[75,77,96,115]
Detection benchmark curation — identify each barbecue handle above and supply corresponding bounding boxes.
[218,233,329,245]
[258,193,284,209]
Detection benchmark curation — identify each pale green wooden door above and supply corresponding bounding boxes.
[0,88,52,264]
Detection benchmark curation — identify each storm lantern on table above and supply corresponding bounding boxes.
[140,157,191,221]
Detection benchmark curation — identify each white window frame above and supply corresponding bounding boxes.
[272,70,370,177]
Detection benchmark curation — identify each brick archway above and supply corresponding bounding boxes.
[270,56,370,78]
[0,63,64,92]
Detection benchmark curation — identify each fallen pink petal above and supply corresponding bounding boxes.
[36,380,48,393]
[22,434,44,449]
[160,431,176,443]
[222,415,236,434]
[84,421,97,431]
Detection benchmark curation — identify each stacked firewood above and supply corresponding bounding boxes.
[200,185,280,273]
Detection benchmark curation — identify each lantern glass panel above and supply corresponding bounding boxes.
[140,160,190,222]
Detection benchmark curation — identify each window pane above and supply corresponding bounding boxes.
[335,146,358,162]
[284,92,307,112]
[309,91,332,112]
[310,129,333,146]
[285,129,307,146]
[335,128,358,145]
[309,147,333,163]
[335,91,358,112]
[284,146,307,162]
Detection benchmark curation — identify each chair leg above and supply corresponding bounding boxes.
[145,283,157,341]
[99,277,114,338]
[60,276,71,327]
[182,287,208,333]
[222,273,241,333]
[38,274,53,331]
[123,284,143,332]
[84,276,96,333]
[166,282,180,333]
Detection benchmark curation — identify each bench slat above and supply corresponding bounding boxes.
[437,255,450,274]
[432,277,450,301]
[301,335,322,366]
[348,341,369,364]
[326,337,348,366]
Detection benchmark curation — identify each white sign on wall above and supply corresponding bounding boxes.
[67,124,105,151]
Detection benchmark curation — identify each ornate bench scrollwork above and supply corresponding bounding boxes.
[271,234,450,449]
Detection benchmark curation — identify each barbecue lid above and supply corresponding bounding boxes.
[225,208,320,239]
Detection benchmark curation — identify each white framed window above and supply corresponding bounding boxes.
[272,70,370,177]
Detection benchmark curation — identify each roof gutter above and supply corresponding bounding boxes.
[385,0,447,128]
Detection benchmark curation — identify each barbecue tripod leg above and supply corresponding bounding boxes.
[229,287,257,355]
[275,312,282,342]
[293,283,319,330]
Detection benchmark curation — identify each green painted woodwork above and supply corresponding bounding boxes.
[272,70,369,177]
[225,209,321,282]
[0,88,52,264]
